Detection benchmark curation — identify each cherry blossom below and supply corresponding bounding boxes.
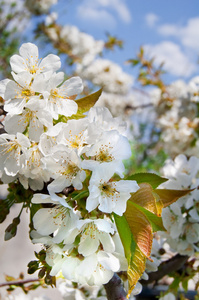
[86,164,139,215]
[10,42,60,77]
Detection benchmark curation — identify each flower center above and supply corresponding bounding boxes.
[100,182,117,197]
[64,162,79,177]
[96,148,113,162]
[50,89,63,102]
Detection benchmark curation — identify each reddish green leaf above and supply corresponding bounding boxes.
[114,213,146,298]
[130,183,161,216]
[131,202,165,232]
[125,201,153,259]
[154,188,194,208]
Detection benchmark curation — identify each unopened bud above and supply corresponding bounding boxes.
[4,217,20,241]
[28,260,39,274]
[38,267,46,278]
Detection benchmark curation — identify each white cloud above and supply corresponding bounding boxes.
[144,41,197,77]
[145,13,159,28]
[77,5,116,28]
[158,24,178,36]
[158,17,199,50]
[76,0,131,27]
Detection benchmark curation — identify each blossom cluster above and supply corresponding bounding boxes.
[25,0,57,15]
[150,78,199,158]
[60,25,105,67]
[0,43,140,290]
[44,23,134,96]
[0,0,30,34]
[159,154,199,256]
[41,14,199,161]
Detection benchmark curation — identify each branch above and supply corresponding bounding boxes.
[124,103,153,112]
[140,254,189,285]
[0,278,42,287]
[104,273,127,300]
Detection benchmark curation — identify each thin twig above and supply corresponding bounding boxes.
[0,278,42,288]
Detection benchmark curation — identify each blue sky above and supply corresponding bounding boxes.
[51,0,199,84]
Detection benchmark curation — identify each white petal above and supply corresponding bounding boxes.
[33,208,60,235]
[19,42,39,62]
[78,235,99,256]
[59,76,83,97]
[99,232,115,253]
[48,177,68,194]
[4,114,27,134]
[39,54,61,73]
[115,180,139,193]
[98,251,120,272]
[56,98,78,117]
[86,194,99,212]
[10,55,26,73]
[94,219,114,234]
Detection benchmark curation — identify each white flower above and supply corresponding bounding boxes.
[3,71,47,115]
[78,58,133,94]
[82,130,132,177]
[19,143,50,190]
[59,118,90,155]
[161,154,199,187]
[25,0,58,14]
[10,42,60,77]
[60,25,104,67]
[4,72,36,114]
[61,250,120,286]
[86,164,139,215]
[42,149,86,197]
[38,72,83,119]
[182,222,199,244]
[0,132,30,176]
[45,12,58,26]
[58,279,107,300]
[4,107,53,142]
[168,237,195,256]
[162,203,185,239]
[58,280,86,300]
[33,205,79,244]
[88,106,127,135]
[76,218,115,256]
[38,122,64,156]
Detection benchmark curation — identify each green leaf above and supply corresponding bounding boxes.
[126,172,168,189]
[169,276,181,291]
[114,213,135,259]
[126,59,139,66]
